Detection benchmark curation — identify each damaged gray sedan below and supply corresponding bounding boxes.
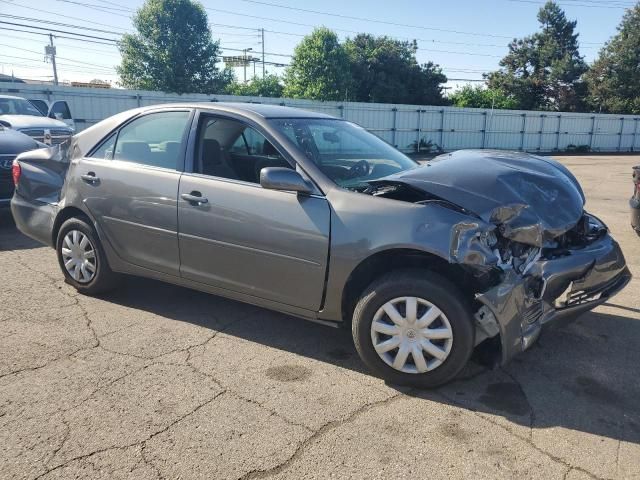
[11,104,631,387]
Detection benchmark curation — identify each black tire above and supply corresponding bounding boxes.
[56,217,119,295]
[352,269,475,388]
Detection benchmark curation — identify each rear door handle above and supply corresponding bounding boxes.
[81,172,99,184]
[181,192,208,205]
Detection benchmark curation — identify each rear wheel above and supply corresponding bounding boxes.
[56,217,118,295]
[352,270,475,388]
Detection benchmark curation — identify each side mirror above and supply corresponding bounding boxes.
[260,167,313,194]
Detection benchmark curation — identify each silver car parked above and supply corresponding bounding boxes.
[11,103,631,387]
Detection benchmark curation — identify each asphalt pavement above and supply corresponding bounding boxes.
[1,154,639,480]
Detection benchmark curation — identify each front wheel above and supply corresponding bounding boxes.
[56,217,119,295]
[352,270,475,388]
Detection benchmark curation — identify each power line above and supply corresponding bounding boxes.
[0,0,131,32]
[231,0,516,39]
[0,25,121,47]
[508,0,634,8]
[0,16,122,40]
[54,0,132,15]
[0,55,116,74]
[0,43,117,70]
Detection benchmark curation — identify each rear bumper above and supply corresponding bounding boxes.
[10,193,57,247]
[477,232,631,364]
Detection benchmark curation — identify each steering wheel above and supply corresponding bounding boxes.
[348,160,371,179]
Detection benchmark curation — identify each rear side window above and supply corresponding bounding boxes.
[106,111,190,170]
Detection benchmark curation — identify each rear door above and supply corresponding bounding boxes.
[177,111,330,311]
[75,109,192,276]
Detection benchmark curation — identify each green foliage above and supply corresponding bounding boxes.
[585,4,640,114]
[344,34,448,105]
[227,74,284,98]
[117,0,232,93]
[565,144,591,153]
[408,137,442,154]
[283,28,351,101]
[487,1,587,111]
[449,84,518,109]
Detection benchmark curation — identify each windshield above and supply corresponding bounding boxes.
[0,98,44,117]
[270,118,418,188]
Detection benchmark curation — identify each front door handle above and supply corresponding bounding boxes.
[181,192,209,205]
[81,172,99,184]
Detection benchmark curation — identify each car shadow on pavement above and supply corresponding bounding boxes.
[0,213,42,251]
[101,275,640,446]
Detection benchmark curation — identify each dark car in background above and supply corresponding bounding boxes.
[10,103,632,387]
[0,126,42,208]
[632,165,640,236]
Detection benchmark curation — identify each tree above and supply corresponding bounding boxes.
[585,4,640,114]
[227,74,284,97]
[117,0,232,93]
[344,34,448,105]
[449,84,518,109]
[487,1,587,111]
[283,28,351,101]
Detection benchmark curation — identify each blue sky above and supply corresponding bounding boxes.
[0,0,634,90]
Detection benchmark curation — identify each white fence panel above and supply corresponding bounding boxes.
[2,82,639,153]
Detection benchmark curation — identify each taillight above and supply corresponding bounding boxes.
[12,160,21,187]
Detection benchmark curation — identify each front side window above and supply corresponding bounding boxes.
[194,116,291,184]
[270,118,418,188]
[112,111,190,170]
[90,133,116,160]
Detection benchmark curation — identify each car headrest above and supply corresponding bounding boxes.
[202,139,222,165]
[263,139,279,157]
[164,141,180,158]
[118,141,151,161]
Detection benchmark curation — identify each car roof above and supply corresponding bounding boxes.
[142,102,337,120]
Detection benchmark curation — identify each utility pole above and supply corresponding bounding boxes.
[45,34,58,85]
[261,28,265,78]
[242,48,253,83]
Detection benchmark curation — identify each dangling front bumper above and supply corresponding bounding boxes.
[476,231,631,364]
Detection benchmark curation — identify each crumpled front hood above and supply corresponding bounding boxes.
[0,114,69,130]
[379,150,586,247]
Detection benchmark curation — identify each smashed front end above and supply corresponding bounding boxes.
[465,212,630,364]
[368,150,632,364]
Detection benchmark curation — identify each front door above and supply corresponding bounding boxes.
[76,109,192,276]
[178,113,330,311]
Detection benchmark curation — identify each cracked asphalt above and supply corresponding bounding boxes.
[1,154,639,480]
